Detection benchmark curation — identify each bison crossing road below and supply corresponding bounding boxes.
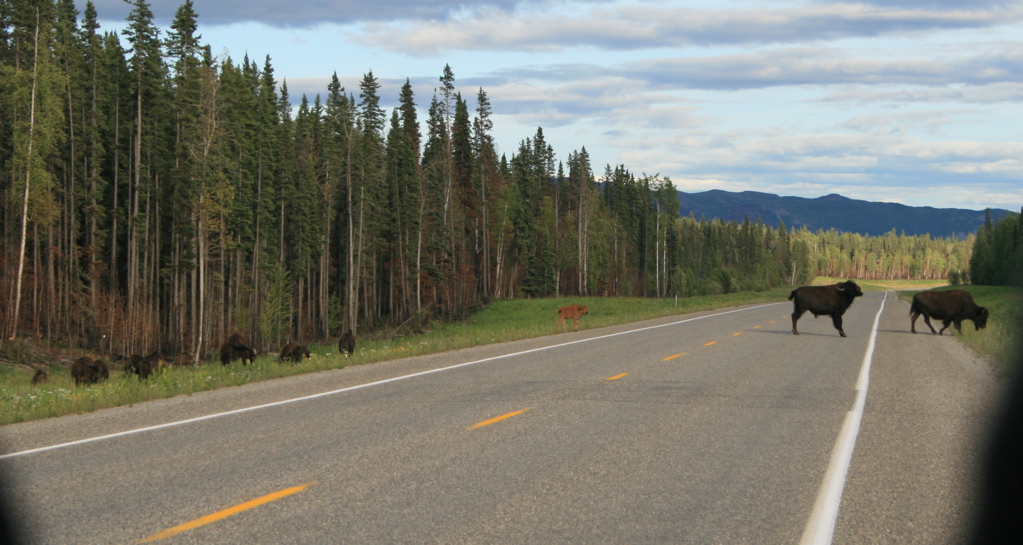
[789,280,864,337]
[910,289,990,336]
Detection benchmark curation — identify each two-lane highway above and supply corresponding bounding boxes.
[0,292,1001,544]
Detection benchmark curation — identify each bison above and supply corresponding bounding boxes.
[339,331,356,356]
[910,289,989,336]
[789,280,864,337]
[71,356,110,385]
[220,333,256,365]
[125,350,163,380]
[279,343,311,363]
[31,369,48,385]
[558,304,589,332]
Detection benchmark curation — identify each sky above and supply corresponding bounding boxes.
[83,0,1023,212]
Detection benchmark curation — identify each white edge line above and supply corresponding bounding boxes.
[2,303,786,460]
[799,291,887,545]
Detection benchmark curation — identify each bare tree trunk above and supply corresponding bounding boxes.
[353,185,365,332]
[110,88,120,297]
[8,15,42,340]
[193,196,205,365]
[346,138,356,333]
[127,75,143,349]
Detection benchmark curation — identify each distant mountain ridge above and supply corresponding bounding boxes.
[677,190,1015,238]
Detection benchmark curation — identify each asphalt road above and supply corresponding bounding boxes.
[0,292,1004,544]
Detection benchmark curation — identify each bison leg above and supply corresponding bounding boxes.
[573,317,579,332]
[937,319,953,336]
[832,314,847,337]
[920,314,938,335]
[910,311,919,334]
[791,308,806,335]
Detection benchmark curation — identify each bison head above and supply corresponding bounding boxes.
[836,280,864,298]
[974,306,990,330]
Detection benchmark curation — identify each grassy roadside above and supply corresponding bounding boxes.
[0,288,793,426]
[3,280,1016,426]
[896,285,1023,376]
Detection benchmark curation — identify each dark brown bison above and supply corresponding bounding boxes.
[125,350,163,379]
[278,343,311,363]
[910,289,989,335]
[558,304,588,332]
[31,369,48,385]
[220,333,256,365]
[71,356,110,385]
[339,331,356,356]
[789,280,864,337]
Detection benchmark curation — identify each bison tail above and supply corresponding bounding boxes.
[909,299,919,316]
[788,290,797,301]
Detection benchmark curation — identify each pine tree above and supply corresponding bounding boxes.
[472,87,497,298]
[121,0,167,350]
[356,70,386,324]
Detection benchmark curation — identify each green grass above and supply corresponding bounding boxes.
[897,285,1023,376]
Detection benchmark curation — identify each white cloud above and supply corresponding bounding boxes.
[351,2,1023,54]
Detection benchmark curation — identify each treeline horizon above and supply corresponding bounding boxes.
[1,0,974,360]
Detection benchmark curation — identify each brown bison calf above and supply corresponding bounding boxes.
[558,304,589,332]
[71,356,110,385]
[279,343,311,363]
[31,369,48,385]
[220,333,257,365]
[911,289,989,335]
[339,331,356,356]
[789,280,864,337]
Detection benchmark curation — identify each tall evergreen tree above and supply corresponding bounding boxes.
[121,0,167,351]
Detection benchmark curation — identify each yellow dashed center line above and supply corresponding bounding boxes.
[769,321,776,324]
[704,341,717,346]
[467,408,532,431]
[732,332,742,336]
[605,373,629,381]
[139,483,316,543]
[753,325,761,329]
[662,353,686,361]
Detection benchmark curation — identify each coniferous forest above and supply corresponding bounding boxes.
[970,209,1023,288]
[0,0,975,360]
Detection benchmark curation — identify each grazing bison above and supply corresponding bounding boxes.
[789,280,864,337]
[910,289,989,336]
[125,351,163,380]
[220,333,256,365]
[279,343,311,363]
[339,331,356,356]
[71,356,110,385]
[558,304,589,332]
[31,369,48,385]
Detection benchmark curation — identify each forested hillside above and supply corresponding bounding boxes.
[0,0,974,360]
[678,190,1012,238]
